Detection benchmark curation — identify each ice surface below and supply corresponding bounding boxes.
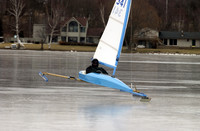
[0,50,200,131]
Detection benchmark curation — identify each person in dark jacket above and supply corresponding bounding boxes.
[86,59,108,75]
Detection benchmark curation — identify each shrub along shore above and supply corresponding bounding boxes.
[0,43,200,55]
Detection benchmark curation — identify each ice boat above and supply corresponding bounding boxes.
[78,0,150,100]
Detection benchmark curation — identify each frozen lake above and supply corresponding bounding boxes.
[0,50,200,131]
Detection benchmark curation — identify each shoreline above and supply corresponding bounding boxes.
[1,43,200,55]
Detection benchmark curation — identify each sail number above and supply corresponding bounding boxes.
[112,0,127,17]
[112,6,123,17]
[116,0,127,8]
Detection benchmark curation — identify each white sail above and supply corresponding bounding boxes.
[93,0,131,70]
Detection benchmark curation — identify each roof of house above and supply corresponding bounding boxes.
[87,28,104,37]
[74,17,88,26]
[62,17,88,26]
[159,31,200,39]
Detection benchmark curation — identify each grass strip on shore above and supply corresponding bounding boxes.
[1,43,200,55]
[0,43,97,52]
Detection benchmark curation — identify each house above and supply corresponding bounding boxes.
[133,28,162,48]
[33,17,103,44]
[134,29,200,48]
[159,31,200,48]
[60,17,88,43]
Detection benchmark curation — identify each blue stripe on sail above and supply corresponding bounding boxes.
[113,0,131,76]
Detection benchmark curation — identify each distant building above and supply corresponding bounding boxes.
[159,31,200,48]
[133,28,162,48]
[60,17,88,43]
[33,17,103,44]
[133,28,200,48]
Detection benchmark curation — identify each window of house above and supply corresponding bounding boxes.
[169,39,177,45]
[0,37,3,42]
[87,37,93,43]
[138,40,146,45]
[68,37,78,42]
[164,39,168,45]
[61,36,66,42]
[192,40,196,46]
[62,26,67,32]
[80,37,85,43]
[80,26,86,32]
[69,21,78,32]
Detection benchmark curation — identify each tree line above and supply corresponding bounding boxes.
[148,0,200,32]
[0,0,199,44]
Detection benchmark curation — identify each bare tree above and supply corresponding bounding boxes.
[98,0,106,27]
[45,0,70,49]
[96,0,114,28]
[8,0,25,48]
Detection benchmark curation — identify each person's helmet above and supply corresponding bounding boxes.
[92,59,99,67]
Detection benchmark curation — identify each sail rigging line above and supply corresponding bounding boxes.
[130,49,134,87]
[130,0,133,87]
